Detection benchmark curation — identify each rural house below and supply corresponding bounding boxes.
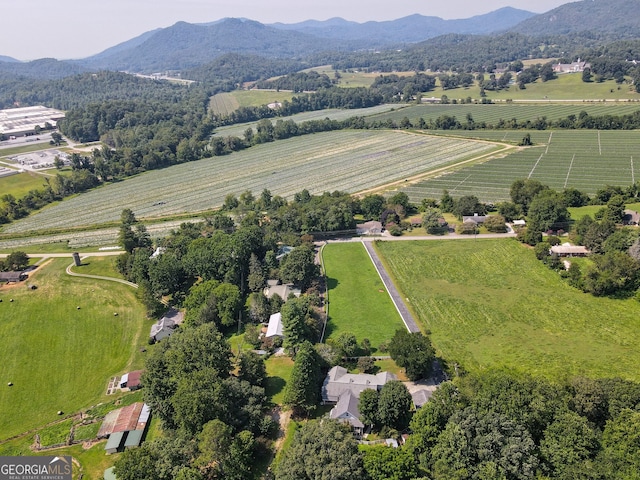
[149,308,184,342]
[552,59,590,74]
[322,366,397,435]
[329,391,365,436]
[356,220,383,235]
[263,280,301,300]
[462,213,489,225]
[550,244,590,257]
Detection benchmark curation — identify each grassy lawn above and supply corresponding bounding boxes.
[265,356,294,405]
[569,202,640,221]
[376,238,640,381]
[0,258,148,440]
[322,242,407,350]
[69,256,121,278]
[0,171,49,199]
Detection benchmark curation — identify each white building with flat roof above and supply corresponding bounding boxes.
[0,105,65,138]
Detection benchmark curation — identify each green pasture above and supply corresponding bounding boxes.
[233,89,295,108]
[3,130,492,234]
[322,242,406,350]
[375,238,640,381]
[367,102,640,127]
[394,129,640,203]
[0,171,49,199]
[426,73,639,102]
[0,258,148,440]
[265,356,294,405]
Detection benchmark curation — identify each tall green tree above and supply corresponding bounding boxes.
[283,341,321,417]
[388,329,435,381]
[377,380,413,430]
[275,419,366,480]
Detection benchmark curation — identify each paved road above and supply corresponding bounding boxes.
[362,240,421,333]
[0,251,122,258]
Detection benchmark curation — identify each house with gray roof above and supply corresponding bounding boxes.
[263,280,301,301]
[329,391,365,436]
[265,312,283,338]
[150,308,184,342]
[323,366,397,435]
[322,366,397,403]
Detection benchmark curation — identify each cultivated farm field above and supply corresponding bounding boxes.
[322,242,406,350]
[0,258,148,440]
[208,92,241,116]
[376,238,640,381]
[394,130,640,203]
[367,103,640,127]
[211,104,405,138]
[3,130,495,234]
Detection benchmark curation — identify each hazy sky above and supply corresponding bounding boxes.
[1,0,571,61]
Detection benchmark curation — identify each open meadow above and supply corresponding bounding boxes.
[375,238,640,381]
[393,129,640,203]
[2,130,494,234]
[322,242,406,350]
[0,258,148,440]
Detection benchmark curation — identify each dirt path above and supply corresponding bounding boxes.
[272,407,292,453]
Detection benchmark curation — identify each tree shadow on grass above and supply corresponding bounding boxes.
[265,376,286,401]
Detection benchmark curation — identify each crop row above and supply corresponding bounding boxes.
[395,130,640,203]
[3,131,492,234]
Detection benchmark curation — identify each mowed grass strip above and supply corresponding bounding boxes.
[322,242,406,350]
[376,238,640,381]
[0,258,147,440]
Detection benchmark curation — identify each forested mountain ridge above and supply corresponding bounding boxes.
[77,19,351,73]
[512,0,640,36]
[269,7,535,46]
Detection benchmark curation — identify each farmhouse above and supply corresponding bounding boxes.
[0,271,28,283]
[329,391,365,436]
[552,59,591,74]
[356,220,383,235]
[0,105,65,138]
[462,213,489,225]
[263,280,301,300]
[119,370,144,391]
[323,366,397,435]
[550,244,590,257]
[265,312,283,338]
[150,308,184,342]
[98,402,151,454]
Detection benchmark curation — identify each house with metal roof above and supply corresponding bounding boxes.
[119,370,144,391]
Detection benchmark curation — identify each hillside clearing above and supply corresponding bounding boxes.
[0,258,147,440]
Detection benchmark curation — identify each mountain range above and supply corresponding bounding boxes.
[0,0,637,77]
